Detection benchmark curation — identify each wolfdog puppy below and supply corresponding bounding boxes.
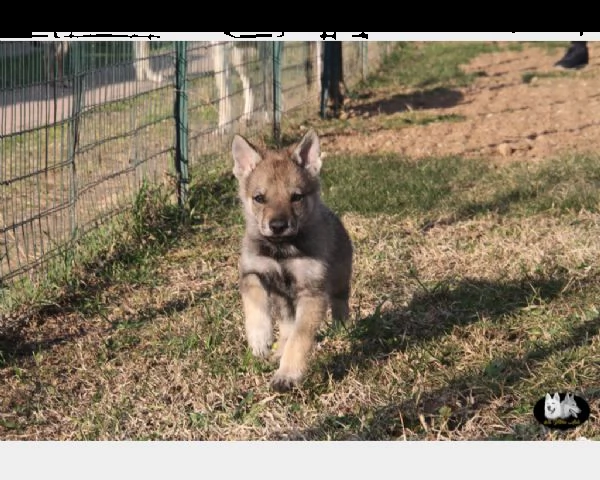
[231,129,353,391]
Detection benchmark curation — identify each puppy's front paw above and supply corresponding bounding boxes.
[270,368,303,392]
[247,328,272,359]
[249,340,271,359]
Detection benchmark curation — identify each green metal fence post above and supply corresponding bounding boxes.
[272,41,283,146]
[68,42,84,243]
[174,41,189,208]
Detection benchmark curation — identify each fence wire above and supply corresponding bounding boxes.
[0,40,392,288]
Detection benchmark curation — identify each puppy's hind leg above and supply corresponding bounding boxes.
[240,273,273,358]
[330,287,351,326]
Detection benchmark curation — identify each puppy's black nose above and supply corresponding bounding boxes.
[269,219,288,235]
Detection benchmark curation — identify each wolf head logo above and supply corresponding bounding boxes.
[544,392,562,420]
[561,392,581,419]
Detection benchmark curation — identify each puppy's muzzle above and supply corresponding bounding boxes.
[269,218,288,235]
[265,217,297,239]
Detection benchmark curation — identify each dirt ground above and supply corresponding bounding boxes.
[321,43,600,164]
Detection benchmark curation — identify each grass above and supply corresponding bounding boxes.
[521,70,583,84]
[1,41,599,440]
[366,42,504,89]
[322,153,600,219]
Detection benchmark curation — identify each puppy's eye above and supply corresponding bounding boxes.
[253,194,266,204]
[291,193,304,203]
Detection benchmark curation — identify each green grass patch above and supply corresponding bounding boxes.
[366,42,503,89]
[322,153,600,220]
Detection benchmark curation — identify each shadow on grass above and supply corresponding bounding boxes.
[281,276,599,440]
[348,87,464,117]
[297,313,600,440]
[419,187,541,232]
[454,188,538,220]
[322,276,568,382]
[0,295,196,363]
[0,174,240,365]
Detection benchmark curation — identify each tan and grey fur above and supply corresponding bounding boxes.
[232,129,353,392]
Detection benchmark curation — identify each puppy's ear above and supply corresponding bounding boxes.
[232,135,262,180]
[291,129,321,177]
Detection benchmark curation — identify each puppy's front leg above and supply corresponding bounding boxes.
[271,293,327,392]
[240,273,272,358]
[270,293,295,362]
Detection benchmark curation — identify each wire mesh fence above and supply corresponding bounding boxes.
[0,40,392,289]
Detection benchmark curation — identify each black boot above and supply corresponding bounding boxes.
[554,41,589,69]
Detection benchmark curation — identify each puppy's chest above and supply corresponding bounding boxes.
[245,239,326,297]
[267,261,300,299]
[265,255,326,299]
